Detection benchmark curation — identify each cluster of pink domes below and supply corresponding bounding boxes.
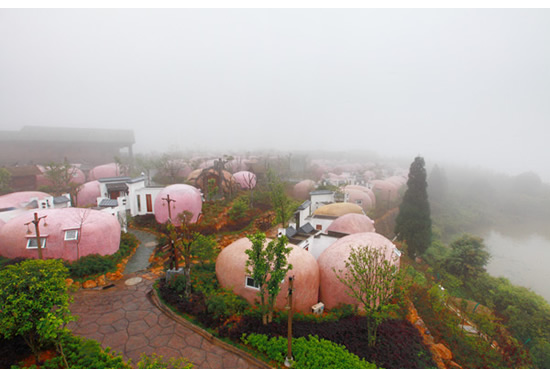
[232,171,257,190]
[344,185,376,205]
[0,208,121,261]
[75,181,101,207]
[216,231,399,313]
[88,163,124,181]
[370,179,403,204]
[154,184,202,226]
[326,213,375,235]
[215,237,319,312]
[318,232,400,310]
[293,180,316,200]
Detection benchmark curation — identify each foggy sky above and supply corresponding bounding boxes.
[1,9,549,180]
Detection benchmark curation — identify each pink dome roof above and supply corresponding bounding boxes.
[88,163,123,181]
[326,213,375,235]
[0,218,5,232]
[225,160,249,173]
[318,232,400,310]
[187,169,202,182]
[386,175,407,187]
[344,189,374,213]
[0,191,52,209]
[233,171,257,190]
[216,237,319,313]
[0,208,120,261]
[76,181,101,207]
[154,184,202,225]
[370,180,400,203]
[344,185,376,205]
[293,180,316,200]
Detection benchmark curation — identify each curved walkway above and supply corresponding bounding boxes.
[68,275,265,369]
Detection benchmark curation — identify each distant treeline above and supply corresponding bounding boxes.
[427,165,550,241]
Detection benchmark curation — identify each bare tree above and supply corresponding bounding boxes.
[73,209,91,260]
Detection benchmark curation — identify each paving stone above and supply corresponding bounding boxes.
[201,339,229,356]
[97,310,126,325]
[205,352,224,369]
[126,335,149,351]
[222,354,239,368]
[112,318,130,331]
[98,324,116,335]
[143,312,159,327]
[150,334,172,348]
[126,310,149,322]
[154,346,181,360]
[73,322,99,335]
[143,324,163,339]
[182,346,206,366]
[102,330,129,348]
[158,314,174,328]
[167,333,187,350]
[128,320,150,335]
[184,331,203,348]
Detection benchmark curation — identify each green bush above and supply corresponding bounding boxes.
[136,353,193,369]
[228,197,249,221]
[64,232,139,279]
[65,254,116,278]
[242,333,380,369]
[206,289,249,322]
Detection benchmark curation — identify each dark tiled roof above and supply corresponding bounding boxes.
[297,200,311,211]
[53,196,70,204]
[310,190,333,195]
[99,199,119,207]
[285,227,297,238]
[105,183,129,192]
[98,176,131,183]
[298,222,315,234]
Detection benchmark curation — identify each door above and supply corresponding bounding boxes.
[146,194,153,213]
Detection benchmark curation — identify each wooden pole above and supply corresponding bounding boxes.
[27,212,47,260]
[285,276,294,367]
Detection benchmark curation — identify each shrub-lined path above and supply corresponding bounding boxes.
[68,275,264,369]
[68,228,266,369]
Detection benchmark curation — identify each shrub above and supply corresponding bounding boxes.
[228,197,249,221]
[136,353,193,369]
[65,254,116,278]
[242,333,380,369]
[206,289,249,324]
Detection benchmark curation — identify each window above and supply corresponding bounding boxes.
[26,237,46,249]
[355,199,362,205]
[64,229,79,241]
[316,224,322,230]
[245,276,260,290]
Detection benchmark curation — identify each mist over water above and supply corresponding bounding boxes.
[484,230,550,303]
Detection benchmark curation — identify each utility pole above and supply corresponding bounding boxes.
[162,194,176,222]
[25,212,47,260]
[284,276,294,367]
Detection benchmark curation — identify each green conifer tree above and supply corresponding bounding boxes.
[395,156,432,257]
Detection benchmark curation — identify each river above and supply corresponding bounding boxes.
[483,229,550,303]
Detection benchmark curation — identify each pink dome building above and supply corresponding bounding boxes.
[370,180,401,204]
[233,171,257,190]
[216,237,319,313]
[326,213,375,235]
[344,185,376,206]
[187,169,202,183]
[0,208,121,261]
[154,184,202,225]
[75,181,101,207]
[318,232,400,310]
[344,189,374,213]
[88,163,123,181]
[293,180,316,200]
[0,191,52,210]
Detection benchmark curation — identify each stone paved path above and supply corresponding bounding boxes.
[124,229,157,274]
[68,276,263,369]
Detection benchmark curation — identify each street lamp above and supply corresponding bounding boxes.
[24,212,47,260]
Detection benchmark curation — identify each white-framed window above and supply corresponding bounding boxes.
[64,229,79,241]
[245,276,260,290]
[26,237,46,249]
